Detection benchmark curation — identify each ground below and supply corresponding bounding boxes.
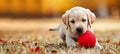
[0,17,120,54]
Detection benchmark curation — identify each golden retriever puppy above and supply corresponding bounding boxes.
[49,6,102,49]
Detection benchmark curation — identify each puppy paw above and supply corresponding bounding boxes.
[66,40,76,47]
[95,45,103,50]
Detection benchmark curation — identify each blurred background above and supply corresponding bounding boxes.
[0,0,119,35]
[0,0,119,17]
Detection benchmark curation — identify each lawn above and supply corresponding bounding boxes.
[0,18,120,54]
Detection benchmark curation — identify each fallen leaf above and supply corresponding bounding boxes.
[0,38,6,43]
[22,42,27,47]
[11,49,15,53]
[106,39,110,43]
[118,41,120,45]
[51,50,57,53]
[35,46,41,52]
[30,48,34,52]
[10,49,16,54]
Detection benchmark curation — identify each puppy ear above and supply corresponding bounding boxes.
[86,9,96,27]
[62,11,70,29]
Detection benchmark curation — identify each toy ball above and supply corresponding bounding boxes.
[78,30,96,48]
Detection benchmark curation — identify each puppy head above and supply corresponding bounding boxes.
[62,7,96,35]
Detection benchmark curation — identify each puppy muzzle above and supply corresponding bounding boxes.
[76,27,83,34]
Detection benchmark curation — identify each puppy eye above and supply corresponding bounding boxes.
[82,19,86,22]
[70,20,75,23]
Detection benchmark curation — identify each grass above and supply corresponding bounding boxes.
[0,31,120,54]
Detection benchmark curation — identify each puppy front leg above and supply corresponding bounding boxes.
[65,31,76,47]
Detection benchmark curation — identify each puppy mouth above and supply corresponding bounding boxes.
[76,31,83,34]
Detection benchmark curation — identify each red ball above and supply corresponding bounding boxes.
[78,30,96,48]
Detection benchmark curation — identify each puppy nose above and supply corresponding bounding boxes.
[76,28,83,34]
